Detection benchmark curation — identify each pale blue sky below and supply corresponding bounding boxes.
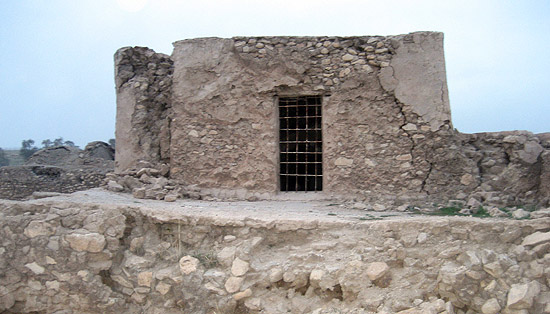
[1,0,549,148]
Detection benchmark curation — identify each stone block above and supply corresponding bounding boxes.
[65,232,106,253]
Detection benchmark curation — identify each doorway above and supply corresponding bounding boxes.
[279,96,322,192]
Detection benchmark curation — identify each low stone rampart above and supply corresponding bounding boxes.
[0,166,107,200]
[456,131,550,206]
[0,143,114,200]
[1,190,549,313]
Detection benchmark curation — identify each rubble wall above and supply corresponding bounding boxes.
[0,144,114,200]
[169,32,453,199]
[113,33,549,206]
[1,195,550,314]
[455,131,550,207]
[0,166,107,200]
[114,47,173,172]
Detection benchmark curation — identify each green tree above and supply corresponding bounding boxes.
[20,139,39,160]
[108,138,116,150]
[40,137,77,149]
[53,137,64,146]
[0,148,9,167]
[42,139,53,148]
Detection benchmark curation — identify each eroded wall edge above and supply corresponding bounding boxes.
[114,47,173,172]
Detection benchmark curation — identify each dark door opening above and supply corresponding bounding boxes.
[279,95,322,192]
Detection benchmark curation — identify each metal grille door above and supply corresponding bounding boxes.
[279,96,322,192]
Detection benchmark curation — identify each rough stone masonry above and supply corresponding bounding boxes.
[114,32,549,207]
[3,32,550,314]
[0,142,114,200]
[1,190,550,314]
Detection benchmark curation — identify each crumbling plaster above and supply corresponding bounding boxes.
[113,32,550,206]
[114,47,173,171]
[166,32,451,199]
[379,32,451,131]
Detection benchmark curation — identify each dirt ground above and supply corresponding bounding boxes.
[26,188,495,224]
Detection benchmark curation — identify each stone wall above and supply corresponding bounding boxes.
[168,33,453,199]
[115,33,454,197]
[114,32,549,207]
[114,47,173,171]
[456,131,550,207]
[1,191,550,314]
[0,143,114,200]
[0,166,106,200]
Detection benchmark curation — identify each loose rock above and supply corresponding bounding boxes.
[366,262,389,281]
[522,231,550,247]
[506,281,540,310]
[25,262,45,275]
[233,288,252,301]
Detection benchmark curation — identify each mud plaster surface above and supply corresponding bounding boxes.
[22,188,503,225]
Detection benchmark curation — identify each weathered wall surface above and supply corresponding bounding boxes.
[0,166,106,200]
[455,131,550,207]
[1,192,550,314]
[114,47,173,172]
[540,133,550,202]
[379,32,451,132]
[0,143,114,200]
[113,33,549,207]
[169,33,454,200]
[169,38,280,193]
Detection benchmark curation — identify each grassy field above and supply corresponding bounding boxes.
[3,149,25,166]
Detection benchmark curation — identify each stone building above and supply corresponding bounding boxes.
[114,32,549,206]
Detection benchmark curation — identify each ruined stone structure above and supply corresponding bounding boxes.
[1,190,550,314]
[114,32,549,207]
[2,32,550,314]
[0,142,114,200]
